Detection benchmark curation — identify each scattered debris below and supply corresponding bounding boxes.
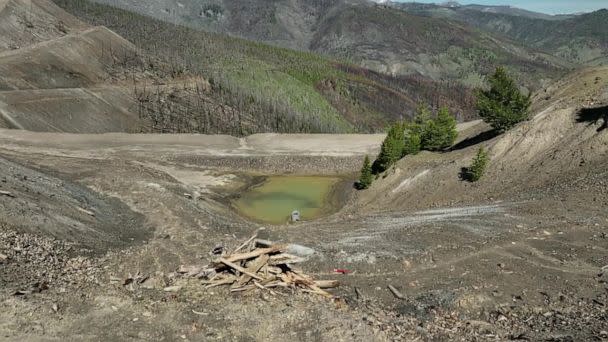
[121,271,157,292]
[178,233,338,298]
[291,210,300,222]
[354,287,363,300]
[333,268,352,275]
[0,190,15,198]
[163,285,182,292]
[13,281,49,296]
[192,309,208,316]
[388,285,405,300]
[0,228,100,296]
[255,238,315,259]
[77,207,95,216]
[210,244,224,256]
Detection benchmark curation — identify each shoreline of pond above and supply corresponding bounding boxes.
[229,174,355,225]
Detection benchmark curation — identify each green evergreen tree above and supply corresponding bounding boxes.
[468,146,489,182]
[402,132,421,156]
[421,106,458,151]
[373,122,405,174]
[411,104,432,137]
[436,106,458,147]
[476,67,531,132]
[414,104,432,127]
[357,155,373,189]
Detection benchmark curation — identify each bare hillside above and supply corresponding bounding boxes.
[0,0,86,52]
[0,1,154,133]
[354,66,608,212]
[0,26,141,91]
[0,87,140,132]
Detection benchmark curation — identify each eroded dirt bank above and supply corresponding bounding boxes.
[0,132,388,340]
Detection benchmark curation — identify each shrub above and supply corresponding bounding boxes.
[468,146,489,182]
[476,67,531,132]
[357,155,373,189]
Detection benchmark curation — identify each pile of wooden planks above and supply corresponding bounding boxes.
[180,234,338,298]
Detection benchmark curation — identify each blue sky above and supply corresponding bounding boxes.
[397,0,607,14]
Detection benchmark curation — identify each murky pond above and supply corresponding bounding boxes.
[233,176,343,224]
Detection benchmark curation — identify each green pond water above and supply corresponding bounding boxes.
[234,176,341,224]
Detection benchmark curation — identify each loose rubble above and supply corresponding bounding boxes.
[0,226,101,296]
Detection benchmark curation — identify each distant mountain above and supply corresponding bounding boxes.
[457,9,608,65]
[85,0,568,91]
[394,2,574,20]
[395,4,608,65]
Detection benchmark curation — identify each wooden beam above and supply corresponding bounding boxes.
[236,254,269,286]
[388,285,405,300]
[219,258,263,281]
[221,245,286,263]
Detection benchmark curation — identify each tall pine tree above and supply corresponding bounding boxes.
[358,155,373,189]
[373,123,405,174]
[476,67,531,132]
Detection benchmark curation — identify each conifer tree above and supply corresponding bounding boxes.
[373,122,405,174]
[468,146,489,182]
[412,104,432,137]
[476,67,531,132]
[402,132,421,156]
[421,106,458,151]
[358,155,373,189]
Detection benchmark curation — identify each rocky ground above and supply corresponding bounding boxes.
[0,69,607,340]
[0,122,606,340]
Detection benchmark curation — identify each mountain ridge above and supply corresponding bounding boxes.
[87,0,571,90]
[394,4,608,65]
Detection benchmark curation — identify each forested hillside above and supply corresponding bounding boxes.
[53,0,477,135]
[87,0,569,90]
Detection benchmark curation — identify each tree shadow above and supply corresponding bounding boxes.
[576,105,608,132]
[450,129,500,151]
[459,167,474,182]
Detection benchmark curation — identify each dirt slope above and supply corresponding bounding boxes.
[0,26,139,91]
[0,2,606,340]
[0,0,86,52]
[0,87,141,132]
[0,0,151,133]
[354,66,608,212]
[0,155,149,250]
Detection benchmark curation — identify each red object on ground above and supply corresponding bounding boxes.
[333,268,351,274]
